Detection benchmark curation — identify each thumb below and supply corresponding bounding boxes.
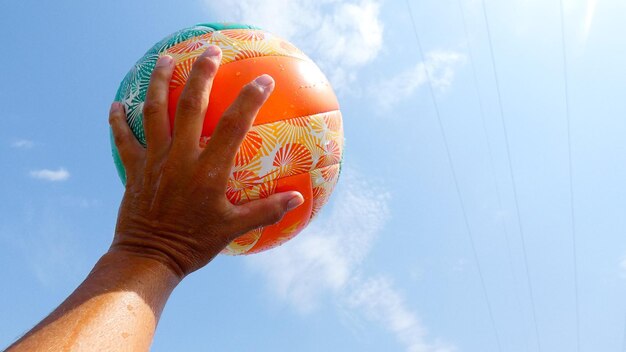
[229,191,304,236]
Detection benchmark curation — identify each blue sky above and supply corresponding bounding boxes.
[1,0,626,351]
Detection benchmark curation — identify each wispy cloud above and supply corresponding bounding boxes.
[203,0,384,92]
[479,0,599,46]
[11,139,34,149]
[375,50,466,109]
[582,0,598,43]
[29,168,70,182]
[248,169,388,311]
[347,277,456,352]
[247,169,454,351]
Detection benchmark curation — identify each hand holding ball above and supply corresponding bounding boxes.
[112,23,343,255]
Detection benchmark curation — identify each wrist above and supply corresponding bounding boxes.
[107,238,190,280]
[96,249,183,292]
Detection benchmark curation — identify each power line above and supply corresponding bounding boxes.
[558,1,580,351]
[622,313,626,352]
[404,1,502,351]
[456,0,519,304]
[455,0,528,348]
[479,0,542,350]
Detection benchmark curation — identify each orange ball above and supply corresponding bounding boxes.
[112,23,344,255]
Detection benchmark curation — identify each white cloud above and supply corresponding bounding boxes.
[248,169,388,311]
[472,0,599,46]
[247,168,454,351]
[375,50,466,109]
[347,277,456,352]
[204,0,384,92]
[11,139,34,149]
[582,0,598,43]
[29,168,70,182]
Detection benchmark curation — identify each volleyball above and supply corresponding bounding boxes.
[112,23,343,255]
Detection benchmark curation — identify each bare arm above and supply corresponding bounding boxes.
[9,253,179,351]
[7,45,303,351]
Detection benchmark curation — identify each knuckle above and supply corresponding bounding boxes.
[142,100,163,117]
[266,204,286,225]
[220,202,238,222]
[114,133,125,148]
[177,95,203,115]
[161,159,181,176]
[112,128,127,147]
[151,64,168,80]
[193,56,218,75]
[124,173,141,191]
[219,113,247,138]
[145,154,164,174]
[241,82,263,102]
[108,114,116,127]
[109,108,122,125]
[192,167,226,194]
[203,183,223,197]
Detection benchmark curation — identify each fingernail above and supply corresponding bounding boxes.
[201,45,221,60]
[156,55,173,67]
[286,193,304,211]
[253,74,274,90]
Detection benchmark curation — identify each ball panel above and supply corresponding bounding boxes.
[224,110,341,197]
[194,23,260,31]
[221,228,263,255]
[222,162,342,255]
[226,110,343,188]
[247,171,314,254]
[110,128,127,184]
[167,55,339,139]
[222,170,314,255]
[218,109,343,255]
[309,163,341,220]
[146,28,213,57]
[162,29,308,78]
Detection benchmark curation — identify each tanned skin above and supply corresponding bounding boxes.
[6,45,304,351]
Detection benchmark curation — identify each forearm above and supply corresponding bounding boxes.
[8,251,180,351]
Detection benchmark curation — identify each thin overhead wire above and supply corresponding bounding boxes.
[455,0,528,344]
[558,1,580,350]
[622,313,626,352]
[456,0,520,298]
[404,1,502,350]
[479,0,542,350]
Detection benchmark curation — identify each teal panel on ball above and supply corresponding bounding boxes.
[195,23,260,31]
[110,127,127,186]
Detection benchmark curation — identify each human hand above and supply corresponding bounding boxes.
[107,45,304,278]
